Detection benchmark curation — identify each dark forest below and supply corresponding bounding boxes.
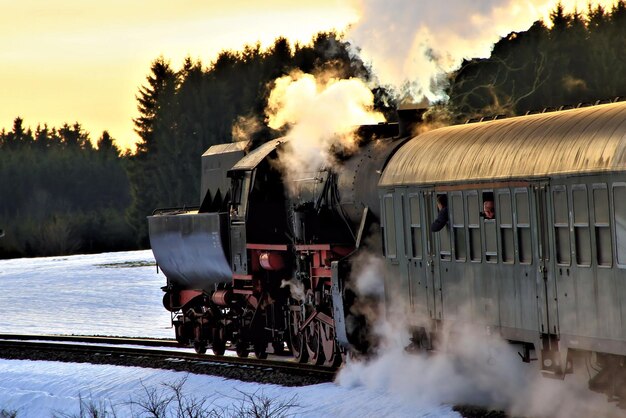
[1,2,625,258]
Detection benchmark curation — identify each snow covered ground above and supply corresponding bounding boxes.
[0,250,624,418]
[0,250,459,417]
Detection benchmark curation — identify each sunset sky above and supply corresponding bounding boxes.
[0,0,618,151]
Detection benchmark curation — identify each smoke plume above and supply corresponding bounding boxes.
[266,71,384,192]
[232,114,263,143]
[344,0,620,102]
[338,256,626,417]
[280,278,306,302]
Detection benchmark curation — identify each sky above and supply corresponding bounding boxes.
[0,250,624,417]
[0,0,621,152]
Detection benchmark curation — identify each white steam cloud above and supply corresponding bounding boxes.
[351,253,385,298]
[340,256,626,417]
[338,324,625,417]
[345,0,620,101]
[280,278,306,302]
[266,71,384,190]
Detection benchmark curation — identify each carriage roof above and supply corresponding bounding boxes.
[379,101,626,187]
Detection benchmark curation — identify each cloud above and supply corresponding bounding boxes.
[345,0,620,100]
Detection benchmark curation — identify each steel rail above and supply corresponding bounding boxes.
[0,336,337,383]
[0,333,180,347]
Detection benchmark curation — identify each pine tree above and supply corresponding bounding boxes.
[126,57,179,246]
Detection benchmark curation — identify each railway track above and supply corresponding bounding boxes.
[0,334,337,386]
[0,335,516,417]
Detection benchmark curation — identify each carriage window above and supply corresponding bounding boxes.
[553,187,571,265]
[467,192,481,262]
[484,220,497,263]
[383,195,397,259]
[593,185,612,267]
[436,193,451,261]
[409,195,422,260]
[572,186,591,266]
[452,193,466,262]
[483,190,497,263]
[613,184,626,265]
[515,190,532,264]
[499,191,514,263]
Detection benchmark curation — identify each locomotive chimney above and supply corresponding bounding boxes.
[397,103,427,138]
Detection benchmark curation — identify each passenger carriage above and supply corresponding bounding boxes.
[378,100,626,391]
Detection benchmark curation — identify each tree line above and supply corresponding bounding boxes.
[0,119,133,257]
[1,2,625,258]
[448,1,626,121]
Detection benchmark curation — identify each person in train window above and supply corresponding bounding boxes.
[431,194,449,232]
[482,199,495,219]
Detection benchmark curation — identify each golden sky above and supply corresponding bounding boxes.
[0,0,619,151]
[0,1,356,151]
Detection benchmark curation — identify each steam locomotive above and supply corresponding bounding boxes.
[149,99,626,400]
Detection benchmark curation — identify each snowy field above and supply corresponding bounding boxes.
[0,250,624,417]
[0,250,458,417]
[0,250,171,338]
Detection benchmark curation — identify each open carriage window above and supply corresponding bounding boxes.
[483,191,497,263]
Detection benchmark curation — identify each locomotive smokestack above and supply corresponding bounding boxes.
[397,104,427,138]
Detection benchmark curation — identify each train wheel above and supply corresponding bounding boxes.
[235,342,249,358]
[320,322,342,367]
[193,340,207,355]
[254,341,268,359]
[211,327,225,356]
[289,306,308,363]
[272,340,286,355]
[305,320,325,365]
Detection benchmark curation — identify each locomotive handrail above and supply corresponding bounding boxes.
[151,205,200,215]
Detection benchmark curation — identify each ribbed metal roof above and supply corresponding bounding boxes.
[230,137,287,171]
[202,141,248,157]
[379,101,626,187]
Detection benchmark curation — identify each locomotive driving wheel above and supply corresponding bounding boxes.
[320,321,342,367]
[305,320,325,365]
[235,341,249,358]
[193,340,207,355]
[211,325,225,356]
[254,340,268,359]
[288,304,308,363]
[272,340,286,355]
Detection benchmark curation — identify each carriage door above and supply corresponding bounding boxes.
[394,188,411,306]
[424,191,445,321]
[534,184,559,338]
[404,191,429,318]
